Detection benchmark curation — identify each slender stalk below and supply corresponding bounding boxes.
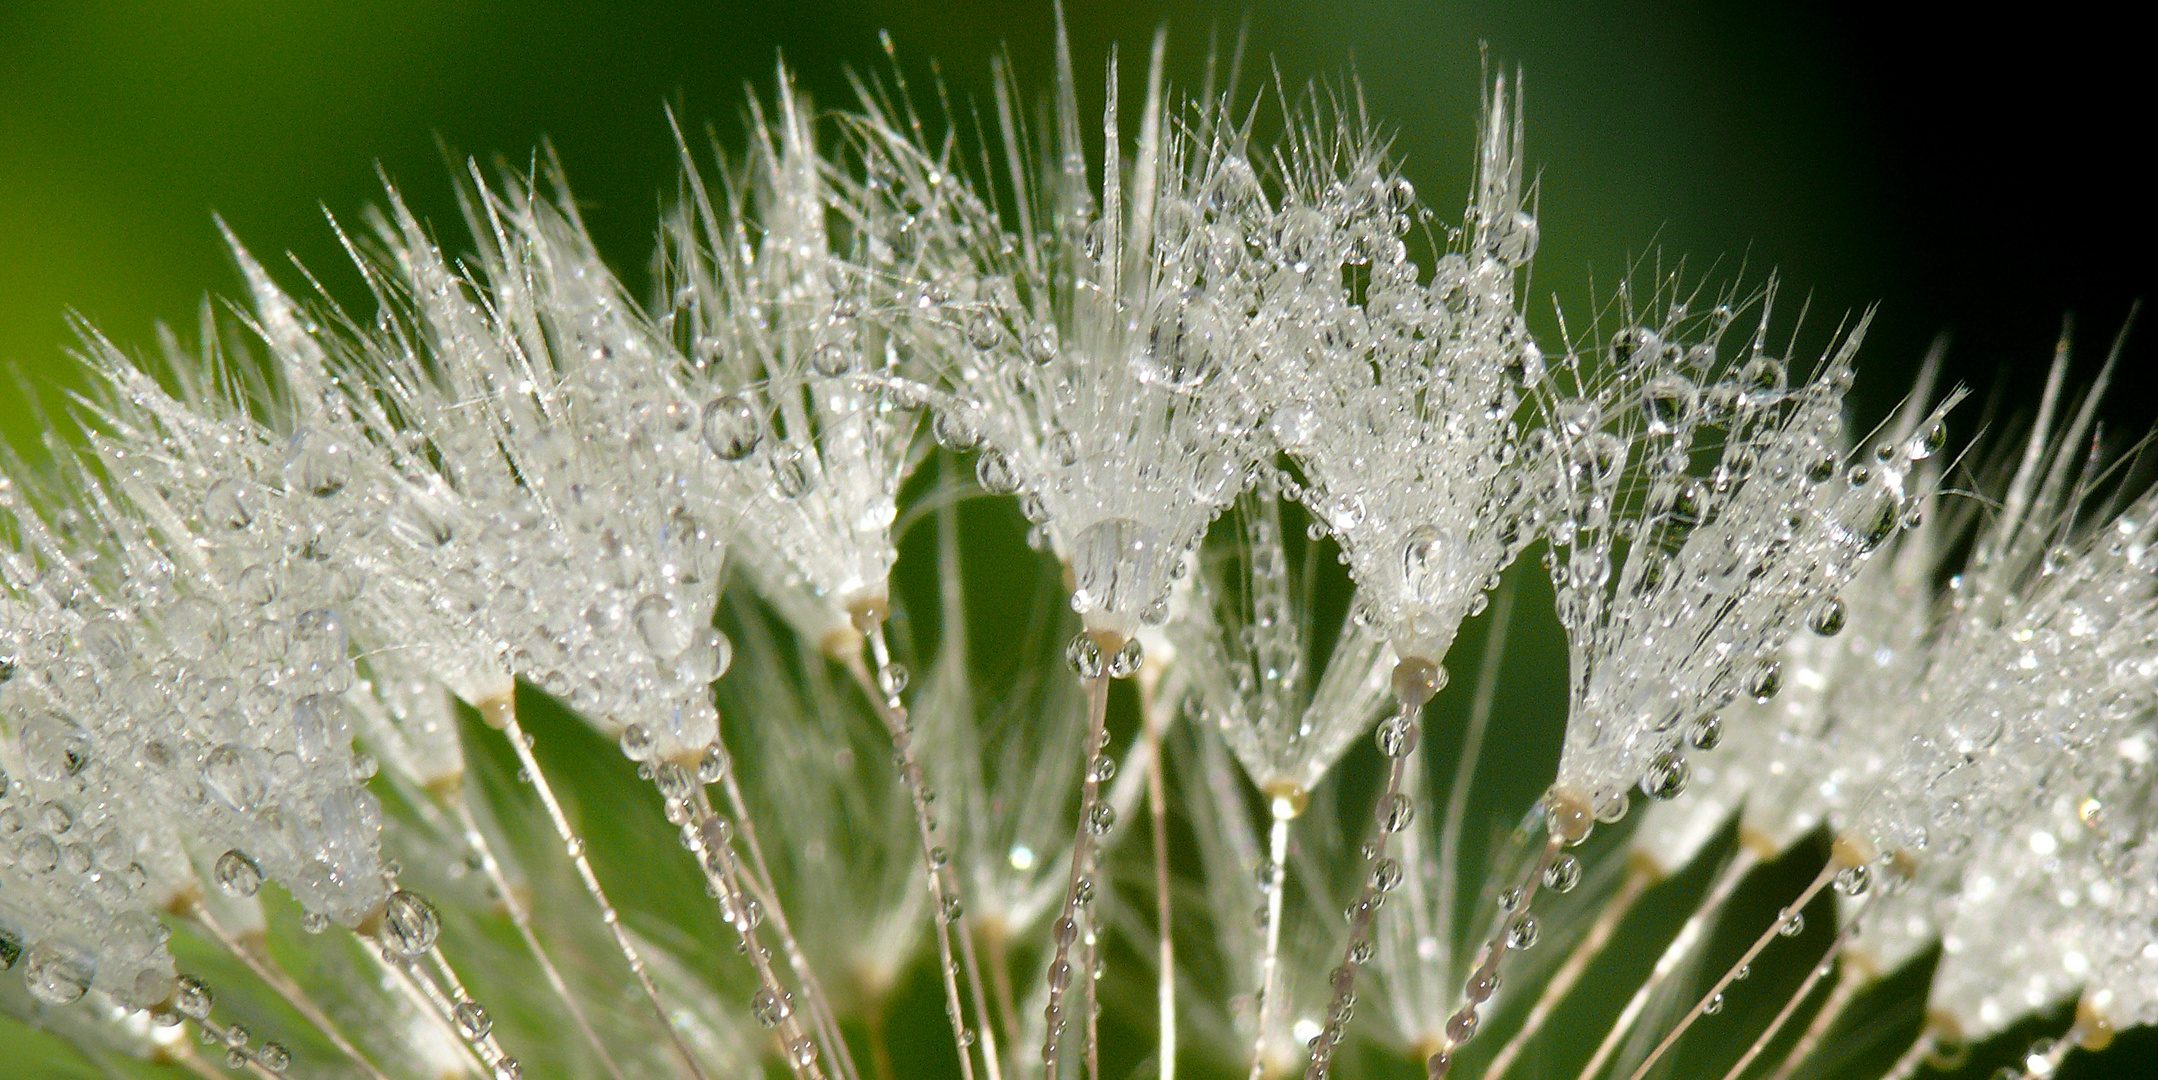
[1626,861,1841,1080]
[444,785,630,1080]
[1248,806,1294,1080]
[1310,656,1443,1080]
[680,782,830,1080]
[1721,934,1850,1080]
[479,695,715,1080]
[1042,667,1114,1074]
[1879,1032,1938,1080]
[846,623,1000,1080]
[701,727,860,1080]
[1426,838,1563,1079]
[1482,859,1656,1080]
[1138,661,1177,1080]
[1762,950,1867,1080]
[184,903,395,1080]
[1575,845,1763,1080]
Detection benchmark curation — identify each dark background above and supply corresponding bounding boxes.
[4,2,2151,448]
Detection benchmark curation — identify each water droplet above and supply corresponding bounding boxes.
[1379,793,1415,833]
[1642,374,1699,435]
[877,662,909,697]
[1688,714,1723,751]
[769,445,816,498]
[21,711,92,782]
[201,744,264,812]
[620,724,655,761]
[1641,750,1690,800]
[215,850,263,898]
[1808,596,1847,637]
[1087,802,1116,835]
[932,408,982,450]
[1065,634,1104,679]
[1088,757,1117,784]
[1543,855,1582,893]
[23,943,91,1005]
[1910,419,1947,460]
[455,1000,492,1039]
[203,478,255,530]
[809,342,853,377]
[1375,716,1418,758]
[1106,636,1144,679]
[1777,908,1805,937]
[381,890,441,957]
[1833,864,1871,896]
[976,449,1019,494]
[174,975,214,1020]
[751,988,791,1028]
[1703,992,1725,1015]
[254,1043,291,1073]
[283,430,349,498]
[1372,858,1402,893]
[1747,659,1783,702]
[1024,327,1060,366]
[1507,915,1539,950]
[702,395,763,460]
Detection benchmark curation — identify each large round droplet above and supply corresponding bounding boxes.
[632,594,695,661]
[283,430,349,498]
[23,943,92,1005]
[454,1001,492,1039]
[1808,596,1847,637]
[768,445,816,499]
[1640,750,1690,801]
[20,711,91,782]
[201,744,265,812]
[701,395,763,460]
[1065,633,1104,680]
[381,890,441,957]
[174,974,214,1020]
[215,850,264,898]
[1747,659,1783,703]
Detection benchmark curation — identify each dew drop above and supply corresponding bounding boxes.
[455,1000,492,1039]
[1641,750,1690,801]
[1106,636,1144,679]
[23,943,91,1005]
[769,445,816,498]
[1379,793,1415,833]
[254,1043,291,1073]
[809,342,853,377]
[1747,659,1783,703]
[1808,596,1847,637]
[701,395,763,460]
[976,449,1019,495]
[1688,714,1723,751]
[381,890,441,957]
[1506,915,1539,950]
[1065,634,1104,679]
[174,975,214,1020]
[1542,855,1582,893]
[215,850,263,898]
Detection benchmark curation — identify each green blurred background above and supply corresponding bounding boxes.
[4,1,2151,449]
[2,2,2152,1077]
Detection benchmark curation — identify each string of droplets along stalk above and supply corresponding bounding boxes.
[849,617,1005,1080]
[1303,664,1441,1079]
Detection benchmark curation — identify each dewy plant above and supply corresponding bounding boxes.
[2,24,2151,1080]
